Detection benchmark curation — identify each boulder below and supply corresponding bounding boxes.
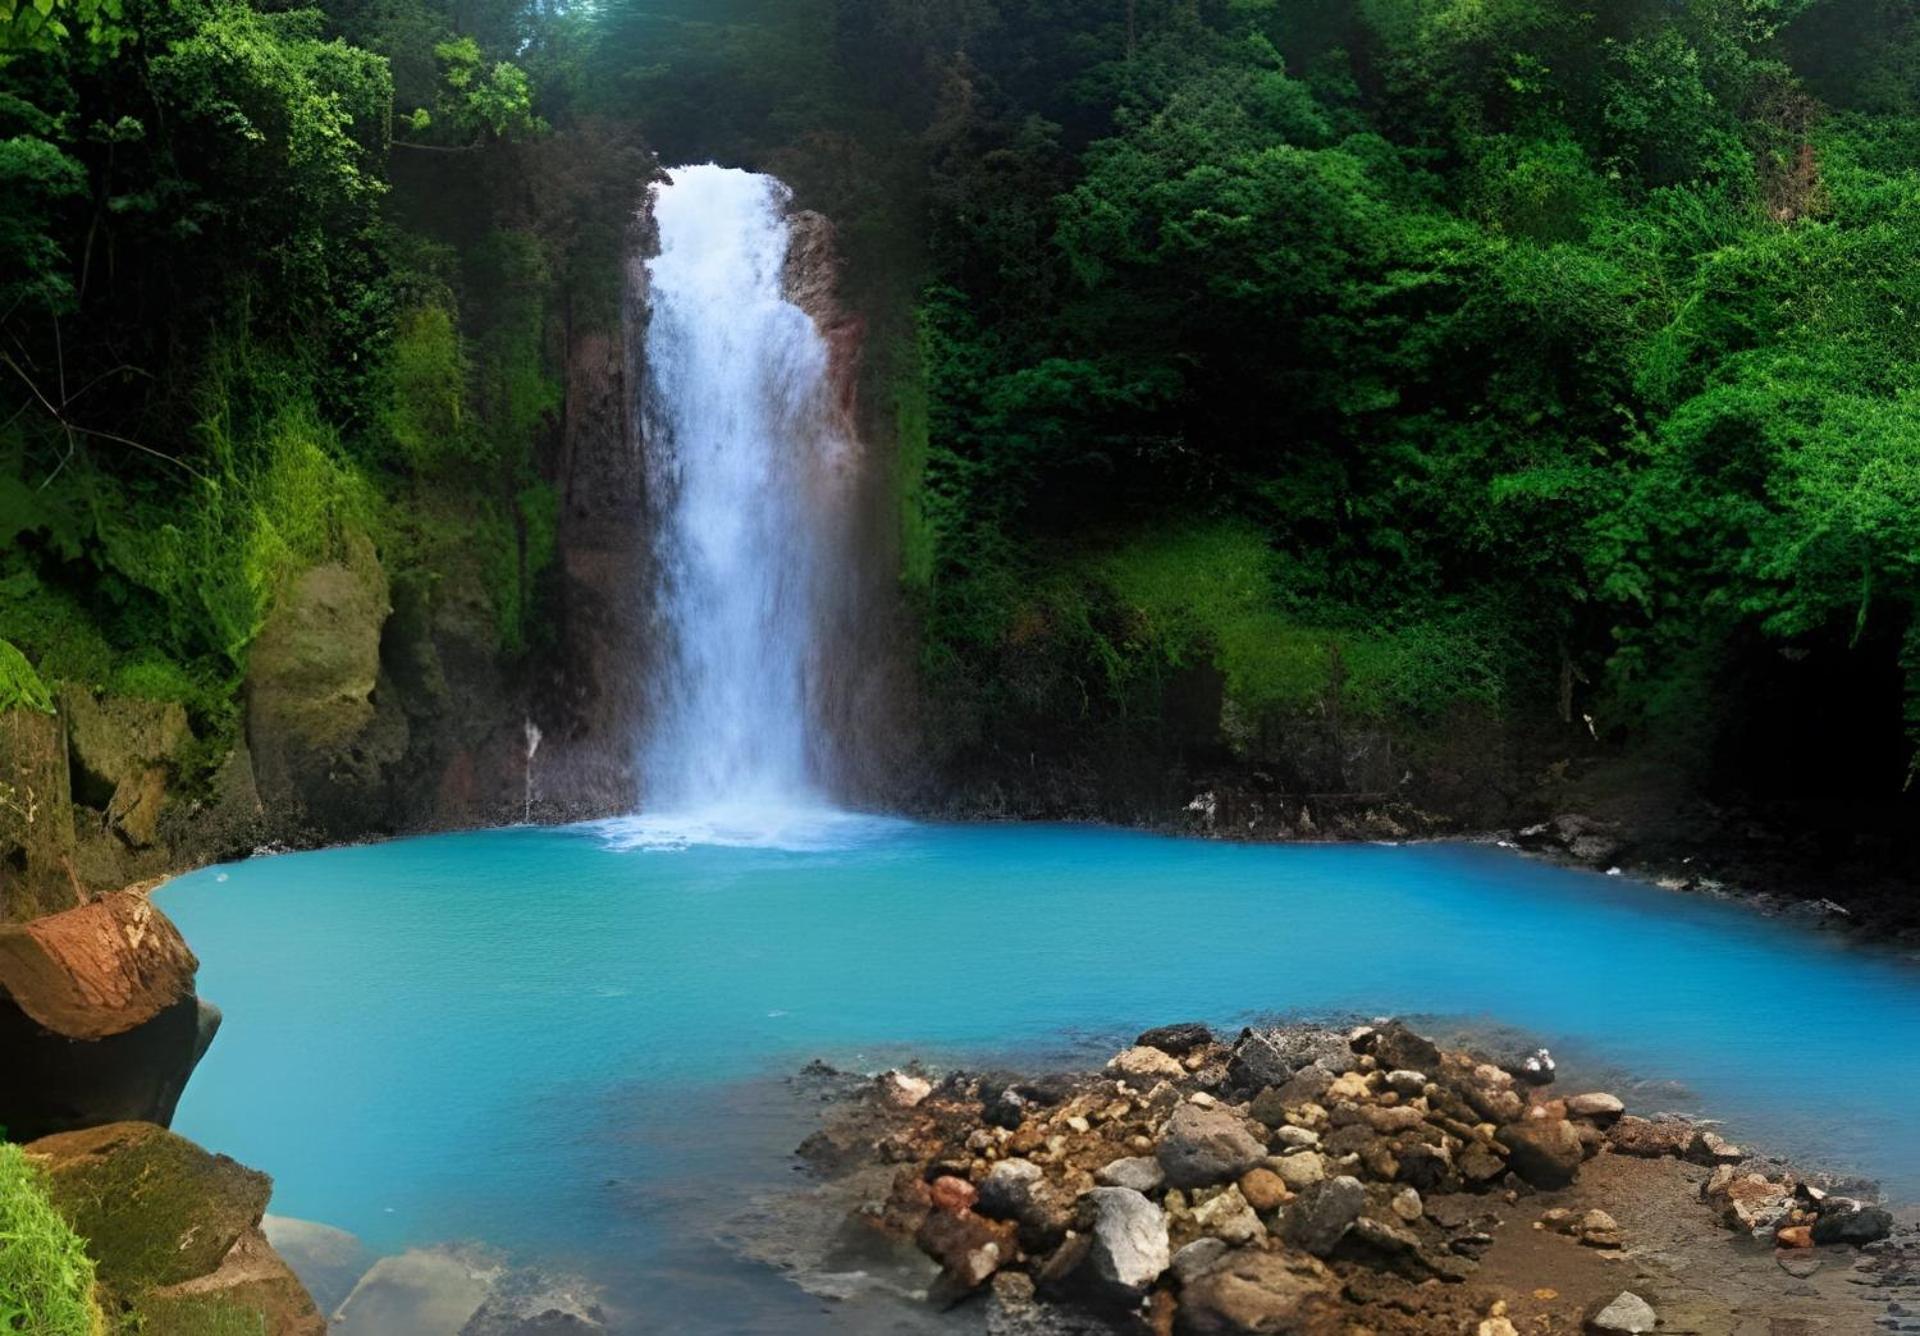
[1175,1249,1339,1335]
[1225,1032,1299,1091]
[1500,1119,1584,1189]
[1157,1104,1268,1188]
[1810,1199,1894,1246]
[1565,1092,1625,1124]
[1108,1045,1188,1080]
[1170,1237,1230,1286]
[1371,1024,1442,1075]
[1078,1187,1170,1299]
[917,1207,1017,1304]
[0,892,216,1140]
[332,1247,504,1336]
[1702,1168,1794,1236]
[875,1070,932,1108]
[1093,1156,1165,1195]
[1136,1022,1214,1056]
[1608,1115,1693,1158]
[980,1158,1047,1218]
[27,1121,271,1292]
[1279,1175,1365,1257]
[1586,1292,1657,1335]
[1684,1129,1744,1165]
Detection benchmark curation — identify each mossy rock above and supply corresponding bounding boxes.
[128,1292,270,1335]
[26,1122,271,1292]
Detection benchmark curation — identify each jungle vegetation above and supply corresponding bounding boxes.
[3,0,1917,799]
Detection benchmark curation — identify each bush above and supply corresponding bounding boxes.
[0,1143,99,1336]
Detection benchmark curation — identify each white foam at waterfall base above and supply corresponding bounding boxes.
[592,804,908,854]
[634,163,854,839]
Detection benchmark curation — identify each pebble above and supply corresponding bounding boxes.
[1390,1187,1423,1222]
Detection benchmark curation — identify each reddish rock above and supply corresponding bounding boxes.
[930,1174,979,1214]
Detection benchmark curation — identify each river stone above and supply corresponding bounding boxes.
[1500,1118,1583,1189]
[1136,1022,1214,1056]
[1157,1104,1267,1188]
[27,1121,272,1291]
[1279,1175,1365,1257]
[1703,1168,1794,1235]
[1271,1125,1320,1150]
[1078,1187,1170,1298]
[1586,1291,1657,1335]
[1175,1249,1339,1335]
[1109,1045,1188,1080]
[875,1070,932,1108]
[1811,1199,1894,1245]
[1238,1167,1288,1213]
[1094,1155,1165,1194]
[1384,1070,1427,1097]
[1192,1185,1265,1246]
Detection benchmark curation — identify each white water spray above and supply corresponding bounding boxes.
[633,164,851,833]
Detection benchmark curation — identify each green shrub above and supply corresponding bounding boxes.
[0,639,53,714]
[0,1142,99,1336]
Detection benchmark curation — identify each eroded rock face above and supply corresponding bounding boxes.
[246,532,407,837]
[0,892,217,1139]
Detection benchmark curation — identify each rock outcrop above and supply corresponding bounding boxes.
[26,1121,323,1335]
[0,890,218,1140]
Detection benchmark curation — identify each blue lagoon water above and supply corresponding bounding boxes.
[160,820,1920,1327]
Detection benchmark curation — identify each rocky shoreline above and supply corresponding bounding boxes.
[769,1020,1918,1334]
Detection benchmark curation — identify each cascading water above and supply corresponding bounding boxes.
[629,164,854,842]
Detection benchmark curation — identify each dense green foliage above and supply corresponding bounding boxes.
[597,0,1920,793]
[0,1143,98,1336]
[4,0,1916,804]
[0,0,588,756]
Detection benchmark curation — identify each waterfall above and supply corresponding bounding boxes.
[634,164,850,829]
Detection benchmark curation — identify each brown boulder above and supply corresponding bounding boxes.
[1176,1249,1342,1334]
[141,1227,326,1336]
[1500,1119,1584,1189]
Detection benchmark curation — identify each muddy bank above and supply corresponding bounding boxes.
[750,1020,1919,1334]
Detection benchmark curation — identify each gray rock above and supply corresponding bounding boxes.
[1093,1156,1165,1195]
[1271,1125,1320,1150]
[1279,1175,1365,1257]
[1811,1199,1894,1246]
[460,1271,605,1335]
[1157,1104,1267,1188]
[1169,1237,1229,1286]
[1586,1291,1657,1335]
[979,1158,1046,1219]
[1078,1187,1170,1298]
[1684,1128,1744,1165]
